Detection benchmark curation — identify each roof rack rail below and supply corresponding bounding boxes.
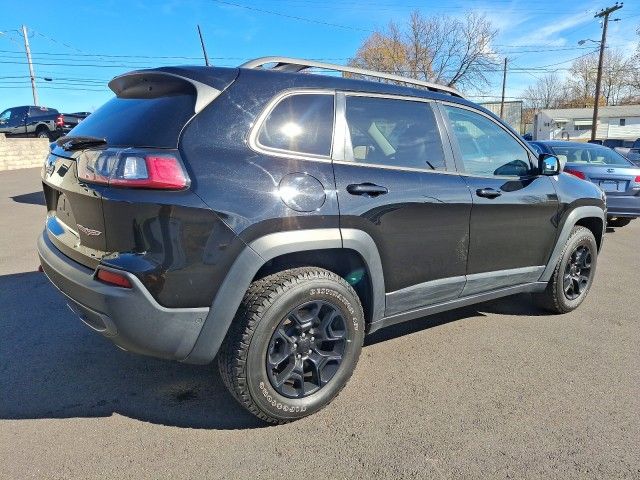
[239,56,463,98]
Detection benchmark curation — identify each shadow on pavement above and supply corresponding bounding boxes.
[0,271,265,430]
[11,191,45,206]
[1,272,547,429]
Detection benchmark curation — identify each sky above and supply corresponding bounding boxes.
[1,0,639,113]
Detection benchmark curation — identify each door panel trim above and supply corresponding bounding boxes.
[461,265,545,297]
[371,282,548,333]
[385,275,466,316]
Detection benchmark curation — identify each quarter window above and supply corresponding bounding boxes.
[344,96,446,170]
[257,93,334,157]
[443,105,532,177]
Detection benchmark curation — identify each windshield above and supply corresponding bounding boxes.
[550,144,632,167]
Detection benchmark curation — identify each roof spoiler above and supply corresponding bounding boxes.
[108,71,222,114]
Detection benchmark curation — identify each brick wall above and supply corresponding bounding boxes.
[0,134,49,171]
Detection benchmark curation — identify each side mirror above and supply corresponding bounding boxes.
[539,154,560,176]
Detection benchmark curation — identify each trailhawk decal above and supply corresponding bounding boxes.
[76,224,102,236]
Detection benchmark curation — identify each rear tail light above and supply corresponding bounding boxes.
[96,268,132,288]
[635,176,640,183]
[77,149,189,190]
[564,168,586,180]
[55,114,64,127]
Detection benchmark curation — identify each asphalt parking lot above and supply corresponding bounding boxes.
[1,167,639,479]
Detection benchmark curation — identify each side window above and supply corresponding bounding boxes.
[257,93,334,157]
[29,107,50,118]
[0,110,11,122]
[443,105,532,177]
[344,96,446,170]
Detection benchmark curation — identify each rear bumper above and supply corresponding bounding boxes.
[606,195,640,218]
[37,231,208,361]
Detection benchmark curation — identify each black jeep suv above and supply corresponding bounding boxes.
[38,57,606,423]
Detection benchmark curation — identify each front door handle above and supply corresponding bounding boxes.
[347,183,388,197]
[476,188,502,199]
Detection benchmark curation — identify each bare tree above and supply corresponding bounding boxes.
[563,53,598,108]
[556,50,633,107]
[349,23,408,79]
[349,11,498,90]
[600,50,631,105]
[522,73,563,110]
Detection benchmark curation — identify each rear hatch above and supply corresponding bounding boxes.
[42,66,238,268]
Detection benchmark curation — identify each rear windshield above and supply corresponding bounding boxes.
[68,94,195,148]
[550,145,632,167]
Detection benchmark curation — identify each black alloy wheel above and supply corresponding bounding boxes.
[562,244,592,301]
[534,226,598,314]
[267,300,346,398]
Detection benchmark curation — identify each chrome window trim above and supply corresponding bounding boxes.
[332,159,463,175]
[336,91,453,174]
[248,88,336,163]
[437,100,538,179]
[343,91,435,103]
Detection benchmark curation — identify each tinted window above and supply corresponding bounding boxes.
[443,105,531,176]
[2,107,27,121]
[345,96,445,170]
[69,95,195,148]
[258,94,334,156]
[29,107,58,117]
[550,145,632,166]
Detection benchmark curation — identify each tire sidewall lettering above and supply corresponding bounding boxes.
[309,287,359,331]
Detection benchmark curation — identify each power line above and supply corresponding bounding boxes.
[209,0,374,32]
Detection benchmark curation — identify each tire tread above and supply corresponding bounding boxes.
[218,267,363,424]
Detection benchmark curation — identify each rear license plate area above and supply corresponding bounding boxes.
[599,180,626,192]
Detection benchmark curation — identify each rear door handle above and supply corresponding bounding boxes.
[347,183,388,197]
[476,188,502,199]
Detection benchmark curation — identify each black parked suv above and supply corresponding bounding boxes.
[38,57,606,423]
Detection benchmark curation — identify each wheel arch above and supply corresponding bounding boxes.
[539,206,605,282]
[182,228,385,365]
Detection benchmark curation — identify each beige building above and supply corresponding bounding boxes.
[533,105,640,142]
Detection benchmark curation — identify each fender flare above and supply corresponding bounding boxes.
[539,205,605,282]
[182,228,385,365]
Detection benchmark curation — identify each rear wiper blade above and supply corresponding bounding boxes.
[56,135,107,151]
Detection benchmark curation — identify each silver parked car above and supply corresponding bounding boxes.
[530,141,640,228]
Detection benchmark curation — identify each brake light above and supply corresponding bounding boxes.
[564,168,586,180]
[55,114,64,127]
[635,175,640,183]
[77,149,189,190]
[97,268,132,288]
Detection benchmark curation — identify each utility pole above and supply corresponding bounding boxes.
[591,2,623,141]
[21,25,39,106]
[499,57,508,119]
[197,25,210,66]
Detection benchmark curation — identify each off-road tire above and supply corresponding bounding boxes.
[534,226,597,313]
[35,127,51,140]
[218,267,365,424]
[607,217,632,228]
